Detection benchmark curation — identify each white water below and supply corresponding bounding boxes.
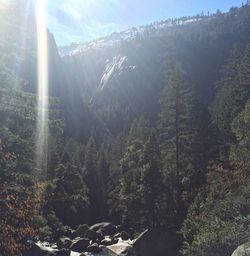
[38,238,133,256]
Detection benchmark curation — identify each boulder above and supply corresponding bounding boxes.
[90,222,117,236]
[56,249,70,256]
[133,229,182,256]
[114,233,122,239]
[85,228,104,241]
[101,237,114,246]
[62,226,74,238]
[57,237,72,249]
[121,231,130,241]
[101,236,119,246]
[86,243,102,253]
[117,225,135,239]
[104,241,135,256]
[232,242,250,256]
[25,241,56,256]
[70,238,90,253]
[113,238,119,244]
[71,224,89,239]
[25,241,70,256]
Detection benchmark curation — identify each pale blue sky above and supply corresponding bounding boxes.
[46,0,245,46]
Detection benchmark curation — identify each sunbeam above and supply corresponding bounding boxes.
[35,0,49,178]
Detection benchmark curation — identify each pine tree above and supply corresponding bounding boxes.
[158,61,197,221]
[119,138,145,229]
[83,136,101,222]
[140,132,165,228]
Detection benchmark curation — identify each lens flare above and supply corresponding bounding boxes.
[35,0,49,178]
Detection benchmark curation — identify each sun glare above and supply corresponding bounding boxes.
[35,0,49,178]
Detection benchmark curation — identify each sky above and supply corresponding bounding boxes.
[46,0,245,46]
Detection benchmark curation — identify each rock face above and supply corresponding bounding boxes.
[133,229,182,256]
[232,242,250,256]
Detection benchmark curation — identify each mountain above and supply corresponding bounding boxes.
[1,2,250,256]
[59,5,250,136]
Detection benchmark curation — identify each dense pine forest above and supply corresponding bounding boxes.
[1,1,250,256]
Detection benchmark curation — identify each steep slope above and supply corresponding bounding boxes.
[59,5,250,136]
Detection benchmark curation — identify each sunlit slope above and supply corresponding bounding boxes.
[60,5,250,134]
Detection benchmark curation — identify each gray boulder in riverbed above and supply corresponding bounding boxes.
[232,242,250,256]
[70,238,90,253]
[57,237,72,249]
[85,228,104,241]
[86,243,102,253]
[71,224,89,239]
[90,222,117,236]
[25,241,70,256]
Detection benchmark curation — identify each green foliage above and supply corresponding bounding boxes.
[119,138,145,229]
[140,132,169,228]
[49,163,89,226]
[211,46,247,142]
[33,215,52,241]
[231,100,250,171]
[158,61,208,223]
[182,165,250,256]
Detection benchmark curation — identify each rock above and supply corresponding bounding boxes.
[118,224,135,239]
[70,238,90,253]
[232,242,250,256]
[85,228,104,241]
[57,237,72,249]
[133,228,182,256]
[71,224,89,239]
[25,241,70,256]
[56,249,70,256]
[86,243,102,253]
[101,237,114,246]
[62,226,74,238]
[121,231,130,240]
[112,238,119,244]
[104,241,135,256]
[90,222,117,236]
[114,233,122,239]
[25,240,56,256]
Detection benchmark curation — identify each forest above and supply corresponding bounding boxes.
[1,1,250,256]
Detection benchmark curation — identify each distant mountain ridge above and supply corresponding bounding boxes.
[57,4,250,137]
[59,15,213,57]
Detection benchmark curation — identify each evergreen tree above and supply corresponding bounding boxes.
[50,163,89,226]
[140,132,165,228]
[158,61,198,222]
[119,138,145,229]
[83,136,104,222]
[96,147,110,220]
